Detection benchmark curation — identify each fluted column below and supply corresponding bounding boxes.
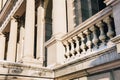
[36,4,44,63]
[7,17,18,62]
[0,33,6,60]
[23,0,35,60]
[52,0,67,36]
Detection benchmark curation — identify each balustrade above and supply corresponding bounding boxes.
[62,13,116,62]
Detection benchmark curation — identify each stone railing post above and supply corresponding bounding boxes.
[46,0,67,66]
[106,0,120,54]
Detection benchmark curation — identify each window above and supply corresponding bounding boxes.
[73,0,106,26]
[82,0,106,21]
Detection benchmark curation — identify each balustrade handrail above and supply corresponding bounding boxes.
[62,6,116,62]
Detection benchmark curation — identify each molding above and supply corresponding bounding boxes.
[104,0,115,5]
[0,0,13,21]
[111,35,120,44]
[0,61,54,78]
[53,46,119,77]
[45,33,65,47]
[104,0,120,6]
[0,0,24,32]
[53,46,116,70]
[55,60,120,79]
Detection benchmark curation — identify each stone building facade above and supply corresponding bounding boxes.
[0,0,120,80]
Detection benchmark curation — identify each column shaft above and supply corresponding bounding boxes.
[0,34,6,60]
[23,0,35,59]
[7,18,18,62]
[52,0,67,36]
[67,0,75,31]
[36,4,44,62]
[17,26,24,62]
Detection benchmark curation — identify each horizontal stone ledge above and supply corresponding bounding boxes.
[0,61,54,78]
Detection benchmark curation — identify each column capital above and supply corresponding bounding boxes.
[0,33,5,37]
[11,16,20,22]
[11,17,16,20]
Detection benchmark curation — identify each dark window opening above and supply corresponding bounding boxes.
[73,0,106,26]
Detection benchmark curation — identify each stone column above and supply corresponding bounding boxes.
[7,17,18,62]
[0,33,6,60]
[52,0,67,36]
[36,4,44,64]
[23,0,35,60]
[17,26,24,62]
[66,0,75,31]
[46,0,67,66]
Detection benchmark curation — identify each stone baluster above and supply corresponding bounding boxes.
[78,33,86,54]
[105,16,114,39]
[73,36,81,55]
[84,29,92,52]
[97,21,106,46]
[90,25,99,49]
[68,39,75,57]
[63,41,70,59]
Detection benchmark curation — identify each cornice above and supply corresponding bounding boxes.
[0,0,14,26]
[0,0,24,32]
